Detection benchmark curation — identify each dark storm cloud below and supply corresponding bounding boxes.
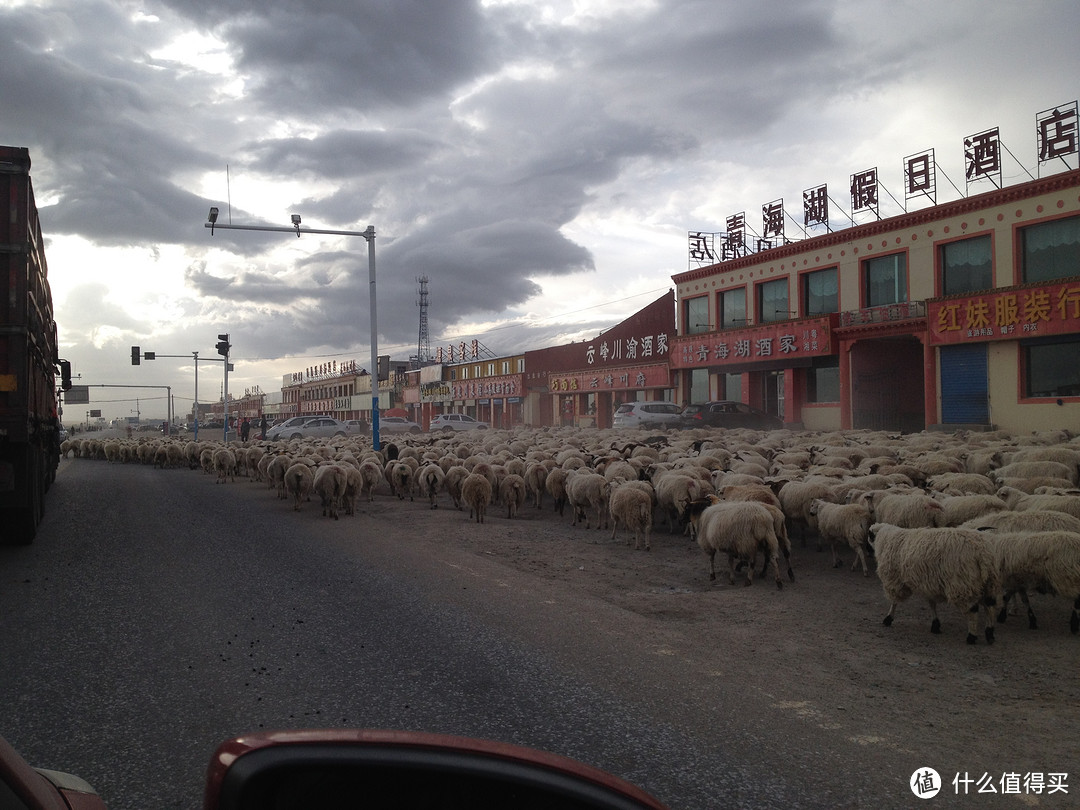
[162,0,495,115]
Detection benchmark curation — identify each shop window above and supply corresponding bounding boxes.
[688,367,709,404]
[1024,336,1080,398]
[802,268,838,316]
[685,295,710,334]
[723,372,742,402]
[719,287,747,328]
[940,235,993,295]
[1021,216,1080,284]
[758,278,790,323]
[806,357,840,402]
[864,253,907,307]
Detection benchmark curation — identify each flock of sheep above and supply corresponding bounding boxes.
[60,424,1080,645]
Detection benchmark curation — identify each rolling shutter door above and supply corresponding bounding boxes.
[940,343,989,424]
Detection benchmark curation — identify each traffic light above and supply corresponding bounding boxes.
[131,345,141,365]
[216,333,231,357]
[58,359,72,391]
[377,354,390,381]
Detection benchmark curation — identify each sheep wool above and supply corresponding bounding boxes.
[868,523,999,644]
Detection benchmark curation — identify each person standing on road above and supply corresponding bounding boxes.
[240,417,251,442]
[259,414,268,440]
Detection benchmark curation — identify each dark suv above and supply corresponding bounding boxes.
[678,400,783,431]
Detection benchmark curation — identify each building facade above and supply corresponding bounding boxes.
[671,169,1080,434]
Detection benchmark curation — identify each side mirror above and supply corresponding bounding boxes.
[204,730,669,810]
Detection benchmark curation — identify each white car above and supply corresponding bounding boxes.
[612,401,683,429]
[430,413,489,432]
[379,416,422,434]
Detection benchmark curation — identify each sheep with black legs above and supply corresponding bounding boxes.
[868,523,999,644]
[566,470,611,530]
[414,463,445,509]
[808,498,872,575]
[981,530,1080,633]
[652,471,709,534]
[693,500,785,589]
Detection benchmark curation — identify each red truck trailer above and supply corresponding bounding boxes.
[0,147,62,544]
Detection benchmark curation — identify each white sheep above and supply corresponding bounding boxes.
[996,486,1080,519]
[961,510,1080,534]
[212,447,237,483]
[544,467,570,516]
[312,463,348,519]
[342,465,363,515]
[499,473,528,519]
[776,478,834,547]
[983,530,1080,632]
[566,470,611,530]
[859,489,943,528]
[868,523,999,644]
[415,463,446,509]
[462,472,492,523]
[358,459,385,502]
[608,482,654,551]
[930,493,1010,527]
[443,465,470,510]
[524,462,549,509]
[992,460,1077,486]
[284,461,314,512]
[652,471,709,534]
[808,499,872,575]
[694,500,784,589]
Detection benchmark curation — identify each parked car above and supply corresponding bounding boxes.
[344,419,369,434]
[612,400,683,429]
[429,413,489,432]
[379,416,422,434]
[281,416,352,439]
[265,415,320,441]
[678,400,784,431]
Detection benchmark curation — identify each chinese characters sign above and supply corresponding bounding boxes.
[928,280,1080,345]
[965,127,1001,188]
[436,339,480,364]
[446,375,520,402]
[548,364,671,393]
[1038,101,1078,166]
[904,149,936,205]
[669,316,836,369]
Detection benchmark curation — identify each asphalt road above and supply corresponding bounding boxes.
[1,454,896,810]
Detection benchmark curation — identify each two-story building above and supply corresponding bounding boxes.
[671,169,1080,434]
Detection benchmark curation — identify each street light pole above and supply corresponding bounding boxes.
[204,210,382,450]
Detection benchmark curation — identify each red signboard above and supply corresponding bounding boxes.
[670,316,836,369]
[927,279,1080,345]
[548,364,671,393]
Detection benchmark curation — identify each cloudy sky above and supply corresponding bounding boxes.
[3,0,1077,422]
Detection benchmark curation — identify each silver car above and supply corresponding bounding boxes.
[429,413,489,432]
[612,401,683,429]
[379,416,422,434]
[265,416,319,441]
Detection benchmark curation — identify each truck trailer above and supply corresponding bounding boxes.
[0,146,61,544]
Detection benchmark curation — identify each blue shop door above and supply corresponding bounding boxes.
[940,343,989,424]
